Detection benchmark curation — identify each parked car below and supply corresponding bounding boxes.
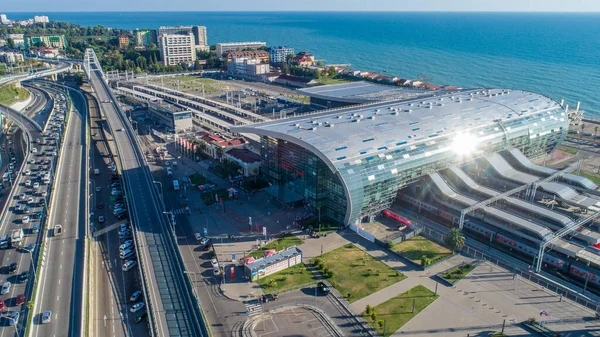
[8,263,18,274]
[130,302,145,313]
[262,294,278,303]
[129,290,142,302]
[1,282,11,295]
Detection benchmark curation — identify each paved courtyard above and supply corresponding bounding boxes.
[252,307,332,337]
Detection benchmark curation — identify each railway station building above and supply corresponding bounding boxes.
[233,83,569,226]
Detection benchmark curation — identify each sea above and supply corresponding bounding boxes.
[7,11,600,117]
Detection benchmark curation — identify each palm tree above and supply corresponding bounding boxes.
[444,228,466,253]
[595,126,598,138]
[581,123,585,136]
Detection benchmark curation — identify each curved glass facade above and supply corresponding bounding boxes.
[238,90,568,226]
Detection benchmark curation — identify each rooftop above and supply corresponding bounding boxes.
[298,81,442,103]
[226,148,261,163]
[244,247,302,271]
[233,88,564,171]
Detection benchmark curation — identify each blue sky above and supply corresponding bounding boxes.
[4,0,600,12]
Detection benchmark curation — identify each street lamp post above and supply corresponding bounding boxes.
[153,181,163,201]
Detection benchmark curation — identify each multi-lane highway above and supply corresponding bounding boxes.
[0,88,63,335]
[30,84,86,337]
[86,49,206,337]
[86,88,148,337]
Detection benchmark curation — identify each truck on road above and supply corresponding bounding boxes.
[173,179,180,190]
[10,229,23,248]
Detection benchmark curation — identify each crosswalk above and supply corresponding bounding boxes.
[245,300,263,316]
[172,208,187,215]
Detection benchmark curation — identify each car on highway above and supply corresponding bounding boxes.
[41,191,47,197]
[33,182,40,189]
[210,258,219,269]
[15,294,24,306]
[32,224,40,234]
[116,128,123,132]
[212,268,222,276]
[6,311,19,326]
[27,197,35,205]
[14,204,22,213]
[25,180,32,187]
[54,224,62,236]
[1,282,11,294]
[25,243,36,252]
[317,282,330,295]
[95,186,101,192]
[8,263,18,274]
[133,311,147,324]
[18,272,28,283]
[111,188,121,196]
[25,168,31,174]
[41,310,51,324]
[129,290,142,302]
[122,260,137,272]
[22,216,30,224]
[19,193,26,200]
[98,216,105,223]
[130,302,145,313]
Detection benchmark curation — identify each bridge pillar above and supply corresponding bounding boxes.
[51,73,57,81]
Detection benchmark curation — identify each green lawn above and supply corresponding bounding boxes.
[558,147,578,155]
[439,263,475,284]
[0,84,30,106]
[315,77,350,85]
[212,165,230,179]
[149,76,225,95]
[362,285,438,337]
[189,173,211,186]
[248,234,303,258]
[258,263,318,293]
[581,173,600,185]
[391,235,453,265]
[200,188,228,206]
[316,244,406,302]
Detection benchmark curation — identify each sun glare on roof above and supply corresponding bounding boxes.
[451,133,480,155]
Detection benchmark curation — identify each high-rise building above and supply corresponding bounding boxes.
[157,25,208,50]
[24,34,67,50]
[134,29,157,48]
[33,16,49,23]
[216,42,267,59]
[118,35,130,49]
[268,46,295,65]
[0,14,9,25]
[158,34,196,66]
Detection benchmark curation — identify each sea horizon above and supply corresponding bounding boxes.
[4,11,600,117]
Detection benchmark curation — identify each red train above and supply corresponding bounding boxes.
[382,209,411,226]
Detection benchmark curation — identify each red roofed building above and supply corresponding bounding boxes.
[225,148,262,176]
[196,131,248,160]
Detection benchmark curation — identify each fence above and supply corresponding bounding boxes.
[349,223,376,242]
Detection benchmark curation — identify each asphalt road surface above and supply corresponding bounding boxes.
[31,86,86,337]
[87,88,149,337]
[88,61,204,336]
[0,87,59,335]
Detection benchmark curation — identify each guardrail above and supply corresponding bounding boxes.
[88,72,159,336]
[99,66,209,336]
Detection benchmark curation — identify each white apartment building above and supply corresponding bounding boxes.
[227,57,270,76]
[157,25,208,50]
[0,14,9,25]
[33,16,49,23]
[216,42,267,59]
[158,34,196,66]
[0,52,24,65]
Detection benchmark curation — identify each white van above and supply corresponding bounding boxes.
[122,260,137,272]
[120,249,133,259]
[2,173,9,182]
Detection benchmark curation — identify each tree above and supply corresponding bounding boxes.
[73,73,84,86]
[595,126,598,138]
[315,60,324,66]
[327,66,337,77]
[581,123,585,135]
[281,61,289,75]
[6,38,15,49]
[444,228,466,253]
[194,59,203,70]
[313,68,322,79]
